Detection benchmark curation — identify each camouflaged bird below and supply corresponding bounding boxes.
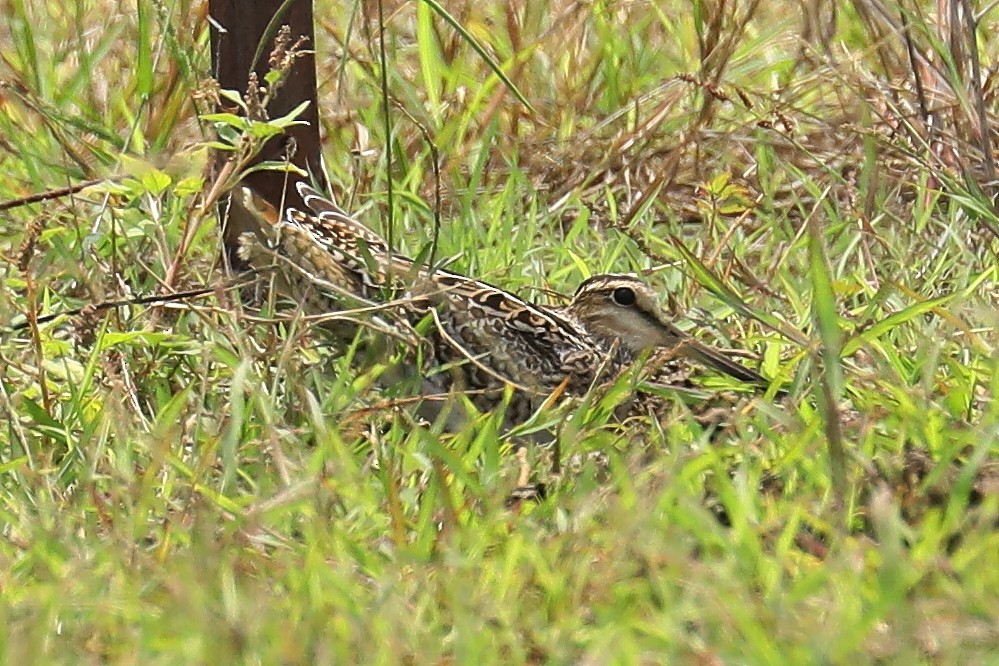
[560,274,770,387]
[237,185,392,303]
[237,182,776,424]
[236,183,416,343]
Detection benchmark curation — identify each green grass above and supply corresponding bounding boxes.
[2,0,998,662]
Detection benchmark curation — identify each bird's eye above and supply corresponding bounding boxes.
[611,286,636,306]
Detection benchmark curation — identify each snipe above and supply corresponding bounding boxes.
[237,182,778,425]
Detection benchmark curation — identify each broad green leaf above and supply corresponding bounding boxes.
[139,169,172,196]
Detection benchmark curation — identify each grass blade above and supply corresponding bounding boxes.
[807,214,847,520]
[418,0,535,113]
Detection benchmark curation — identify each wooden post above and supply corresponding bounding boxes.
[208,0,324,265]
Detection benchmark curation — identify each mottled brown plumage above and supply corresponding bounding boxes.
[237,182,776,425]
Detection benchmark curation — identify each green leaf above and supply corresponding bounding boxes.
[200,112,250,129]
[240,160,309,179]
[565,249,591,279]
[669,235,808,346]
[807,213,847,507]
[268,100,311,129]
[706,171,731,195]
[174,176,205,197]
[98,331,173,351]
[0,457,28,474]
[152,385,192,436]
[139,169,172,196]
[417,1,443,119]
[200,141,237,151]
[21,397,69,448]
[808,220,842,377]
[418,0,535,113]
[217,88,247,111]
[215,125,241,145]
[264,70,283,87]
[135,0,153,97]
[841,293,954,357]
[246,121,286,140]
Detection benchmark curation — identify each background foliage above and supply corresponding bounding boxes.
[1,0,998,662]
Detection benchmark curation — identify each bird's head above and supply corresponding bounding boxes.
[564,274,685,354]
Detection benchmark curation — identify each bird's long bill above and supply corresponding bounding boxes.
[683,339,770,387]
[643,310,771,388]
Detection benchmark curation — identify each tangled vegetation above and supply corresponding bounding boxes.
[1,0,997,662]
